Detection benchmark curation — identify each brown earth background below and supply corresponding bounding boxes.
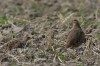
[0,0,100,66]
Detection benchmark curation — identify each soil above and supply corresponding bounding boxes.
[0,0,100,66]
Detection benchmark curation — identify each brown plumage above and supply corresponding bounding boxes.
[3,38,22,50]
[2,33,32,50]
[66,19,86,48]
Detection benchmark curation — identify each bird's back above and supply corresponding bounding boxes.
[66,27,84,48]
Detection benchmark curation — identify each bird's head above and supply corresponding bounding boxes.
[72,19,81,28]
[73,19,79,24]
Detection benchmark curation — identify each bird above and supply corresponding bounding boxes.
[0,33,32,50]
[66,19,86,48]
[3,38,22,50]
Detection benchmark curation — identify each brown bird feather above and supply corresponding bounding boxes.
[66,19,86,48]
[2,33,32,50]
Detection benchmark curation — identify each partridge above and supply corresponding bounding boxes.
[1,33,32,50]
[66,19,86,48]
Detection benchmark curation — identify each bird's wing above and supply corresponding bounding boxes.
[66,29,81,43]
[79,30,86,43]
[66,29,83,48]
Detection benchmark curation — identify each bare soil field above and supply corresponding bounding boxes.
[0,0,100,66]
